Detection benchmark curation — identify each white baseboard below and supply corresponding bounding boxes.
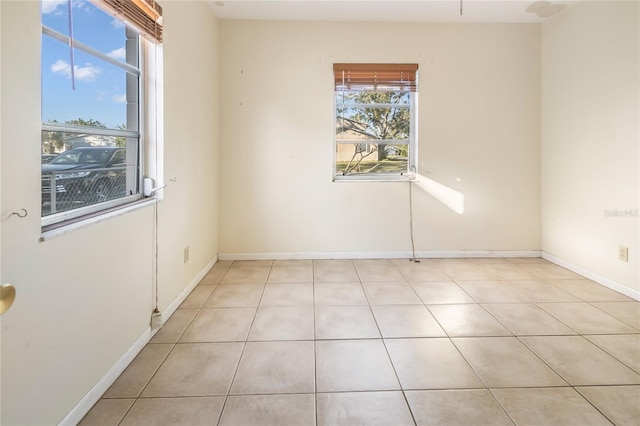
[58,256,219,426]
[542,252,640,301]
[218,250,541,261]
[160,256,218,323]
[58,328,151,426]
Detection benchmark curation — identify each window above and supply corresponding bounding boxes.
[334,63,418,181]
[41,0,162,226]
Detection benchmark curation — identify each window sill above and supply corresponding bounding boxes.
[40,197,157,242]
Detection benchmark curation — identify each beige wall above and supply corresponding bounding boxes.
[219,20,541,256]
[0,1,219,424]
[541,1,639,292]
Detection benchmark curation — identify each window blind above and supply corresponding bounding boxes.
[90,0,163,43]
[333,63,418,92]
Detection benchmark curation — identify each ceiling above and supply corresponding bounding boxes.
[207,0,576,23]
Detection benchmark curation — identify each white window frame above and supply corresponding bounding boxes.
[40,5,162,228]
[333,90,418,182]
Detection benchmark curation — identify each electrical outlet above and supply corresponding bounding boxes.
[618,246,629,262]
[184,246,190,263]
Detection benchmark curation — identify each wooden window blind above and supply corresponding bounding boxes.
[333,63,418,92]
[90,0,163,43]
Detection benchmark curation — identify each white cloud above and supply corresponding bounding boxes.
[41,0,66,14]
[111,19,125,29]
[51,59,101,82]
[112,94,127,103]
[107,47,126,61]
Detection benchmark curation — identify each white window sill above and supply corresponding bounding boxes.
[40,197,157,242]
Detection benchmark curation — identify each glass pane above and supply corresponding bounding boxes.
[336,106,410,141]
[336,143,408,176]
[336,90,410,105]
[41,0,129,63]
[41,132,136,216]
[42,36,136,129]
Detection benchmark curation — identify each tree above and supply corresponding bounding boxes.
[336,91,410,175]
[41,118,109,154]
[115,124,127,147]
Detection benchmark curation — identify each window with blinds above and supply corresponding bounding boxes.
[40,0,162,226]
[334,63,418,180]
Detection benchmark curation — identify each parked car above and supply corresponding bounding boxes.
[42,147,127,205]
[41,154,57,164]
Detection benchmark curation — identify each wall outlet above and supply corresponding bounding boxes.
[184,246,190,263]
[618,246,629,262]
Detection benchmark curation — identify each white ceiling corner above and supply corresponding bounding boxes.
[206,0,577,23]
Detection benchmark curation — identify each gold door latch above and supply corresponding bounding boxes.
[0,284,16,315]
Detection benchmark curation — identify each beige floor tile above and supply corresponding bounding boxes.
[428,258,471,265]
[78,399,134,426]
[315,306,380,339]
[273,259,313,267]
[230,341,315,394]
[316,339,400,392]
[504,279,581,302]
[204,284,265,308]
[103,344,173,398]
[372,305,446,338]
[440,263,496,280]
[179,308,256,342]
[248,306,315,341]
[519,263,583,280]
[481,264,534,280]
[362,281,422,305]
[396,263,450,282]
[353,261,405,281]
[455,281,531,303]
[231,260,273,267]
[220,266,271,284]
[141,343,244,397]
[482,303,576,335]
[267,266,313,283]
[577,385,640,426]
[150,308,198,343]
[409,281,475,304]
[199,262,231,285]
[204,284,264,308]
[592,301,640,330]
[314,283,368,306]
[428,304,511,337]
[521,336,640,386]
[180,285,216,308]
[405,389,512,426]
[317,392,414,426]
[537,302,638,334]
[385,338,484,390]
[547,279,633,302]
[452,337,566,388]
[220,394,315,426]
[492,387,611,426]
[314,264,359,283]
[120,397,224,426]
[260,283,314,306]
[585,334,640,373]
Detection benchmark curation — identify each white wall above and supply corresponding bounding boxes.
[0,1,219,424]
[219,20,541,257]
[541,1,639,293]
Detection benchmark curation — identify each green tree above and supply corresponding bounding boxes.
[42,118,110,154]
[336,91,410,174]
[115,124,127,147]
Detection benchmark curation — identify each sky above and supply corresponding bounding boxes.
[41,0,133,129]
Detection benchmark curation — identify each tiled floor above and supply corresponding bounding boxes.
[80,258,640,425]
